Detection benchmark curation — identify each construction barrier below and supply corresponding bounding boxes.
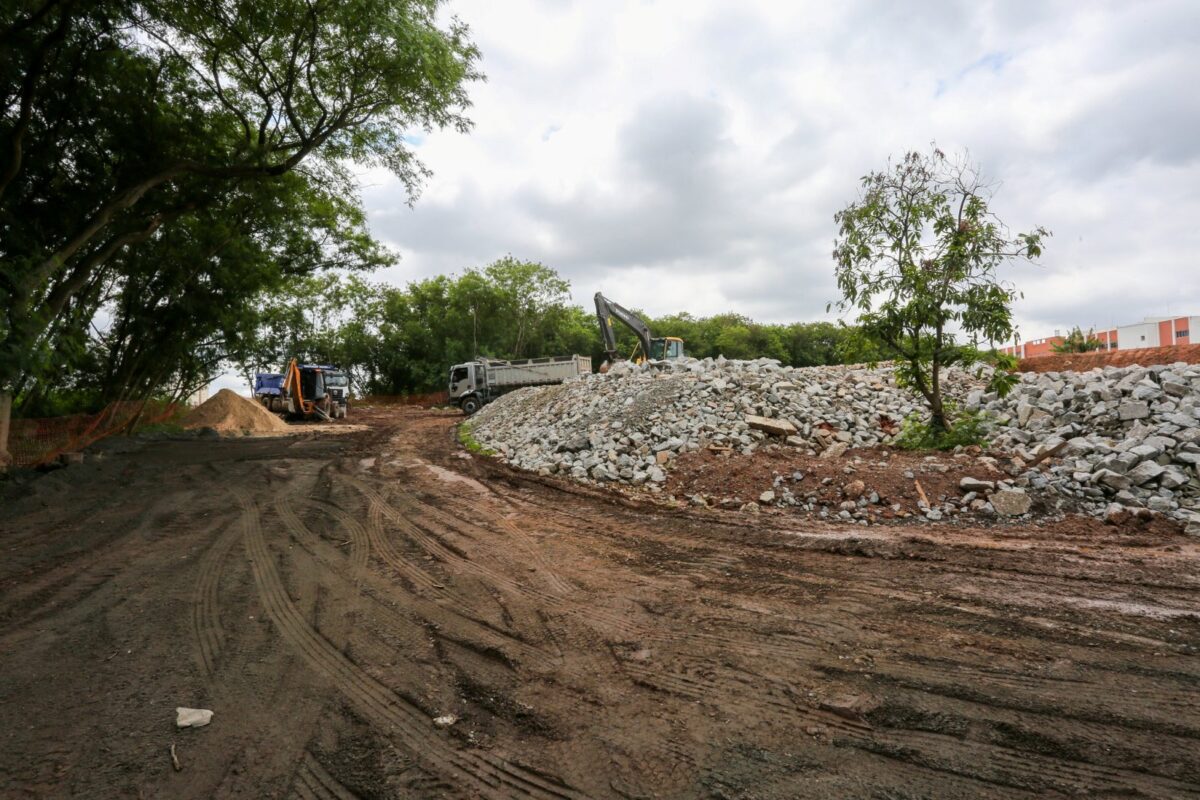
[7,399,180,468]
[1017,343,1200,374]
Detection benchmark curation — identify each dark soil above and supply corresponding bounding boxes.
[2,407,1198,799]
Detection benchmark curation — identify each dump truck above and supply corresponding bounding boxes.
[449,355,592,414]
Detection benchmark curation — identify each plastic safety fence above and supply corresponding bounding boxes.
[355,392,450,407]
[8,400,180,468]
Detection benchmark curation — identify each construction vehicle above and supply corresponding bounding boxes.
[256,360,349,420]
[449,355,592,414]
[594,292,685,366]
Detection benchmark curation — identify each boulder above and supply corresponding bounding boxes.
[988,488,1032,516]
[959,477,996,493]
[1118,401,1150,421]
[745,415,797,437]
[1125,460,1165,486]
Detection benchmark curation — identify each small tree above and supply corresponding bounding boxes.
[831,148,1048,436]
[1052,326,1105,354]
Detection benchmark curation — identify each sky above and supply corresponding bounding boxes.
[348,0,1200,344]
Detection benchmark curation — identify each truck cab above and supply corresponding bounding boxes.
[448,362,485,414]
[318,368,350,419]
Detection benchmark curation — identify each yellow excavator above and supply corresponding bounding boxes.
[594,292,685,366]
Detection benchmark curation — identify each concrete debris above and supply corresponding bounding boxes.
[175,708,213,728]
[988,488,1032,517]
[469,356,1200,525]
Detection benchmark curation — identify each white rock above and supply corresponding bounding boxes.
[176,708,213,728]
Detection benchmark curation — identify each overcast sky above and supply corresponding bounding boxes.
[356,0,1199,341]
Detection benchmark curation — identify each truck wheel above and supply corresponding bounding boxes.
[460,396,481,415]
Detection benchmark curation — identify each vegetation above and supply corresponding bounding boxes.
[832,147,1048,439]
[1052,326,1106,354]
[893,406,991,451]
[457,421,495,456]
[1,0,481,454]
[223,259,890,396]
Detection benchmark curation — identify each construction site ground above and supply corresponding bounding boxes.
[2,407,1198,799]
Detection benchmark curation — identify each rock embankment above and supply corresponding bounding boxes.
[468,357,1200,529]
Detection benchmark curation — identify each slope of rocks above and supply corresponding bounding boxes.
[468,357,1200,530]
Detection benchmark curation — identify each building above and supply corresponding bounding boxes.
[1001,315,1199,359]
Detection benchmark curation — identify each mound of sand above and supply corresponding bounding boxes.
[183,389,289,434]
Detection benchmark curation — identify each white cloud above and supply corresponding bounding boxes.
[358,0,1200,339]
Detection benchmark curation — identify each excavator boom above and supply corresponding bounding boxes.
[594,292,654,363]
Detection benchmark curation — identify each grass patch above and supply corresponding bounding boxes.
[457,422,496,456]
[133,420,189,436]
[892,406,991,451]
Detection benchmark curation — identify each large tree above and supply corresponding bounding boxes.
[832,147,1048,435]
[0,0,480,464]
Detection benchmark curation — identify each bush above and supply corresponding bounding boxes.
[457,422,496,456]
[893,406,991,451]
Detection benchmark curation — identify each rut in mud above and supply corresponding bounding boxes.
[1,407,1199,799]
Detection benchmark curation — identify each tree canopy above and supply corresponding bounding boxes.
[1,0,480,434]
[832,147,1048,434]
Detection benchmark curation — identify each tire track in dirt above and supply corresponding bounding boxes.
[236,490,587,800]
[387,476,576,597]
[360,474,852,673]
[274,482,553,669]
[191,521,242,678]
[862,725,1200,798]
[464,454,1200,796]
[274,496,371,574]
[290,752,359,800]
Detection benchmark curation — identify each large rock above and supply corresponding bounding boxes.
[1126,460,1165,486]
[745,415,797,437]
[959,477,996,493]
[989,488,1032,516]
[1118,401,1150,421]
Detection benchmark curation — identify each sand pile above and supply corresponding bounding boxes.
[183,389,289,434]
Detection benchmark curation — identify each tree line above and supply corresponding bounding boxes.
[227,257,885,397]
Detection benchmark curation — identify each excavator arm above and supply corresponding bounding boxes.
[594,292,654,363]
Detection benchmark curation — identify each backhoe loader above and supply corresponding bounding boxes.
[276,359,348,420]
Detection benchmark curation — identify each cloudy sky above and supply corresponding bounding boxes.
[357,0,1200,340]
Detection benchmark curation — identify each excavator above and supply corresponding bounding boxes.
[594,292,685,366]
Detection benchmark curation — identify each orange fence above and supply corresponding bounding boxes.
[355,391,450,407]
[7,399,181,468]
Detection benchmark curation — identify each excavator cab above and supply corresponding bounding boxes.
[648,337,685,361]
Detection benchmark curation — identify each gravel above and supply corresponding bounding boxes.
[468,357,1200,528]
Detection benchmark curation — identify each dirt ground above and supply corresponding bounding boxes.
[2,407,1199,799]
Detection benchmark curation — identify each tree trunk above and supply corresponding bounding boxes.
[0,391,12,471]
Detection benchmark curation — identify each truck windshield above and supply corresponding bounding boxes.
[325,372,348,387]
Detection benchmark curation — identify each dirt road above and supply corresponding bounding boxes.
[2,408,1199,798]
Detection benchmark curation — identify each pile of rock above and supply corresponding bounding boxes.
[971,363,1200,527]
[468,357,1200,528]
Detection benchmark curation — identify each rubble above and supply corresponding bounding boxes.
[469,357,1200,527]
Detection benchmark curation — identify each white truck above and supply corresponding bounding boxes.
[448,355,592,414]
